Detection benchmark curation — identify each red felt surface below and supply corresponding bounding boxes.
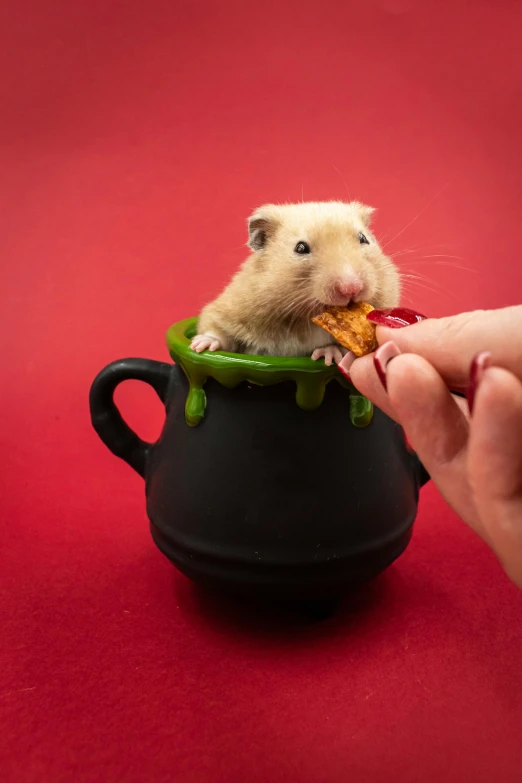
[1,1,522,781]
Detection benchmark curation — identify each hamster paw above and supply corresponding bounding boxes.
[190,334,223,353]
[311,345,349,366]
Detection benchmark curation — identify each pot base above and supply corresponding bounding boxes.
[150,522,413,603]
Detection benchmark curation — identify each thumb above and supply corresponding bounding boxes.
[371,306,522,389]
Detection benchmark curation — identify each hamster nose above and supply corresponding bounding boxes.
[333,278,363,300]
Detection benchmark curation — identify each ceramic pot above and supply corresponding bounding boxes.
[89,318,429,603]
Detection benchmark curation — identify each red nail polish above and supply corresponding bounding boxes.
[374,341,401,391]
[467,352,492,414]
[367,307,427,328]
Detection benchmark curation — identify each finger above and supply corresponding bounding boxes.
[325,353,333,366]
[209,340,221,351]
[373,306,522,388]
[347,353,396,419]
[348,351,470,424]
[338,351,355,374]
[468,367,522,587]
[384,352,479,530]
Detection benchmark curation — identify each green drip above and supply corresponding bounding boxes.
[349,394,374,428]
[166,318,374,428]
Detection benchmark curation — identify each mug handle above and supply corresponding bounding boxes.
[89,358,172,478]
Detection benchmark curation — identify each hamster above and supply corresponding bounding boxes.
[190,201,400,365]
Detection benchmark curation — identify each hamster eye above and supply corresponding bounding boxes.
[294,241,311,255]
[358,232,370,245]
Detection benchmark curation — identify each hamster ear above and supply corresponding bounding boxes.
[351,202,376,228]
[247,205,279,251]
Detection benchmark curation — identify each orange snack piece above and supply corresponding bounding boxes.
[312,302,377,357]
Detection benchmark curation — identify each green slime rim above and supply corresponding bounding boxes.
[166,317,374,428]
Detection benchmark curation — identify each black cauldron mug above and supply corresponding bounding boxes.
[89,318,430,604]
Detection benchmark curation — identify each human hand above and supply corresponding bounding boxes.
[340,306,522,588]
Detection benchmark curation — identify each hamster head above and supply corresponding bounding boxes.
[247,201,400,310]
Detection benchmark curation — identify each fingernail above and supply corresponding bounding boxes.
[374,341,401,391]
[467,351,492,414]
[338,352,355,380]
[367,307,427,328]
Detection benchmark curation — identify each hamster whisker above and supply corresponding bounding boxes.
[399,272,450,289]
[279,292,321,326]
[277,291,315,321]
[381,183,450,251]
[404,258,476,273]
[399,277,458,302]
[389,242,464,259]
[392,251,465,262]
[399,268,470,294]
[389,244,448,258]
[332,164,352,201]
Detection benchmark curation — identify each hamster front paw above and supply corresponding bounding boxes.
[190,334,223,353]
[311,345,349,366]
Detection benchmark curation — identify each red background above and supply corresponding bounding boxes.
[1,1,522,781]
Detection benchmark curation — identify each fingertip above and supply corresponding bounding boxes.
[348,353,395,419]
[348,354,374,389]
[385,353,442,410]
[470,367,522,474]
[338,351,355,375]
[384,353,470,467]
[474,366,522,411]
[375,325,399,344]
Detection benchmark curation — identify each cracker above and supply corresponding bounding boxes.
[312,302,377,357]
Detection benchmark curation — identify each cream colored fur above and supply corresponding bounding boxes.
[193,201,400,359]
